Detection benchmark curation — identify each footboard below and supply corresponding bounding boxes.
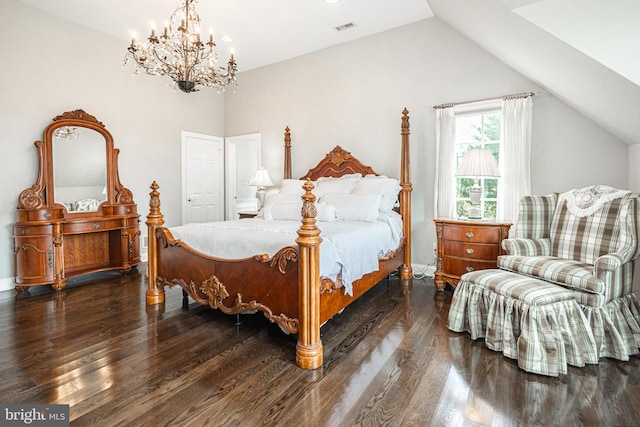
[145,180,323,369]
[146,182,301,334]
[156,228,301,332]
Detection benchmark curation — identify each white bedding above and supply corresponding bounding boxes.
[169,212,403,295]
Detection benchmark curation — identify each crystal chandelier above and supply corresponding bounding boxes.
[124,0,238,93]
[53,126,80,142]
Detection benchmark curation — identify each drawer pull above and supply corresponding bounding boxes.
[93,223,100,229]
[21,229,29,235]
[465,248,474,254]
[465,232,474,238]
[465,266,474,272]
[43,213,51,219]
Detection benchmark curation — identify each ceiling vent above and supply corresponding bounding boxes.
[335,22,356,32]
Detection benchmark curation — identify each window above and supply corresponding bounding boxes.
[435,94,532,223]
[454,109,502,219]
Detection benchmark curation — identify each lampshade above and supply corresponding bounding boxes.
[455,148,500,178]
[250,168,274,188]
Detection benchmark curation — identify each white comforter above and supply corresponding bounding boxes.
[169,212,403,295]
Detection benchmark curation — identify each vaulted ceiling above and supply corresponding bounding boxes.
[19,0,640,144]
[429,0,640,145]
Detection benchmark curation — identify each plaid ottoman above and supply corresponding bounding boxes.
[447,269,598,376]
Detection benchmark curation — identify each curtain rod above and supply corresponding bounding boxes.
[432,91,535,109]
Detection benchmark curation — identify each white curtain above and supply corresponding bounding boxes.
[434,106,457,219]
[498,96,532,224]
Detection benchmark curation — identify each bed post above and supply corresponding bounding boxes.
[295,180,323,369]
[399,108,413,279]
[146,181,165,305]
[284,126,292,180]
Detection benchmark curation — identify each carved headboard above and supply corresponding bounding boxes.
[301,146,377,181]
[282,128,377,181]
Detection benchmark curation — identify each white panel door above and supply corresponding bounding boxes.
[182,132,224,224]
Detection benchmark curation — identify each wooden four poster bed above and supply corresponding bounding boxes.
[145,109,412,369]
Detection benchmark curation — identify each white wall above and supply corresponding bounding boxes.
[0,1,225,290]
[629,144,640,193]
[225,17,629,266]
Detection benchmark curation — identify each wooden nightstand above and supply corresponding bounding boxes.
[238,211,259,219]
[434,218,512,291]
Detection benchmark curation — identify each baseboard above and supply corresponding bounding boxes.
[2,262,428,291]
[0,277,14,293]
[412,263,435,279]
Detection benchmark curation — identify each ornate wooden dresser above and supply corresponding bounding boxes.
[13,109,140,292]
[434,218,511,291]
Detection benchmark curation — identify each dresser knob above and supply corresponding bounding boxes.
[93,223,100,229]
[465,266,474,272]
[466,248,474,254]
[465,232,474,238]
[21,229,29,235]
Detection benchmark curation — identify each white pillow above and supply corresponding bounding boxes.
[264,192,300,207]
[313,175,361,198]
[262,196,337,222]
[320,193,382,223]
[279,179,308,196]
[317,202,338,222]
[353,175,401,214]
[263,202,300,221]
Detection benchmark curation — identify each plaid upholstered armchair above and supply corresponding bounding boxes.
[498,185,640,360]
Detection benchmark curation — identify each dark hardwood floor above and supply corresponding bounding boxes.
[1,265,639,426]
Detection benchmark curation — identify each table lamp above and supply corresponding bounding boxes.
[454,148,500,219]
[250,167,274,209]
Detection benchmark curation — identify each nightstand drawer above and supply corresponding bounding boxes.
[443,257,498,277]
[443,225,500,243]
[443,240,499,260]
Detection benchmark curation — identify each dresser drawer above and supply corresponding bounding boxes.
[443,224,500,243]
[112,204,137,216]
[63,219,122,234]
[443,257,498,277]
[443,240,499,260]
[14,224,53,236]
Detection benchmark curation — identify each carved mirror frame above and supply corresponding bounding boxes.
[17,109,133,216]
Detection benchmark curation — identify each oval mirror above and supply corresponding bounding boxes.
[52,126,107,212]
